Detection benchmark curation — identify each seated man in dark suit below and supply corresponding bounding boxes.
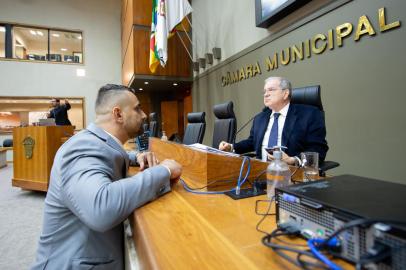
[219,76,328,165]
[47,98,72,125]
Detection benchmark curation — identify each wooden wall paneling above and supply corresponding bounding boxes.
[183,93,193,125]
[161,101,179,138]
[164,31,191,77]
[121,0,129,31]
[122,29,135,86]
[122,0,133,62]
[133,28,191,77]
[133,0,152,26]
[136,92,152,121]
[177,99,184,138]
[133,28,150,76]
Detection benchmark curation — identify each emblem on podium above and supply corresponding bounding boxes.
[23,136,35,159]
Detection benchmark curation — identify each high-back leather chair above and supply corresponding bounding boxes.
[149,112,159,138]
[212,101,236,148]
[291,85,323,111]
[291,85,339,175]
[2,139,13,147]
[183,112,206,145]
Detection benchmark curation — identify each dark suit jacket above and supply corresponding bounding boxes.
[49,103,72,125]
[234,103,328,162]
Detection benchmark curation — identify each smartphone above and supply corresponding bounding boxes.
[135,131,150,152]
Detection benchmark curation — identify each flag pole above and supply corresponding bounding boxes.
[176,31,193,61]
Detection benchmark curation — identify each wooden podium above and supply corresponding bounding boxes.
[12,126,74,191]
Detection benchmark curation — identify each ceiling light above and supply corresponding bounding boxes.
[173,83,178,86]
[30,30,37,35]
[60,48,67,51]
[52,33,60,37]
[0,27,5,32]
[139,88,143,91]
[76,69,86,77]
[37,31,43,36]
[144,82,149,85]
[77,35,82,40]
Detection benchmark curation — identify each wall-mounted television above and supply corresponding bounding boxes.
[255,0,312,28]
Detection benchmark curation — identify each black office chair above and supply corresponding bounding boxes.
[2,139,13,147]
[149,112,159,137]
[212,101,236,148]
[291,85,339,175]
[183,112,206,145]
[142,122,149,134]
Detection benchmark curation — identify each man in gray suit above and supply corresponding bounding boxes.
[32,84,182,270]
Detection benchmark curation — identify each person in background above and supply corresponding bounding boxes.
[219,76,328,165]
[32,84,182,270]
[47,98,72,125]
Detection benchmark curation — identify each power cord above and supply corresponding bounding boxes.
[180,156,251,195]
[262,227,330,270]
[255,197,275,235]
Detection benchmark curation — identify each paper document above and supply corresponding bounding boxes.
[186,143,240,157]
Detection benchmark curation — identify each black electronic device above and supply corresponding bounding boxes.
[135,131,150,152]
[275,174,406,269]
[225,187,266,200]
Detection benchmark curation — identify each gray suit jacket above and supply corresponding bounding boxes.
[32,123,170,270]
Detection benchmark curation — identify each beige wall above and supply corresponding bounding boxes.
[0,0,122,125]
[192,0,406,184]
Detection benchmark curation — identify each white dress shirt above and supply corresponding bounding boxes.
[261,103,290,161]
[104,130,124,149]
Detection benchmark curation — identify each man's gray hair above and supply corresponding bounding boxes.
[264,76,292,98]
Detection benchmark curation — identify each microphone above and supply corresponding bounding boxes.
[232,107,269,144]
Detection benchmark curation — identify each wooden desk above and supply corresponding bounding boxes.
[129,140,348,269]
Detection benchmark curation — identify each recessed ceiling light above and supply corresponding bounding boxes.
[60,48,67,51]
[144,81,149,85]
[173,83,178,86]
[139,88,143,91]
[52,33,60,37]
[30,30,37,35]
[37,31,43,36]
[76,69,86,77]
[0,27,5,32]
[77,35,82,40]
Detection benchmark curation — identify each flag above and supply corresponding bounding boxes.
[149,0,160,73]
[149,0,193,73]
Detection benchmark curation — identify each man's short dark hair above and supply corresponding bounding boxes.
[95,84,136,110]
[53,98,60,102]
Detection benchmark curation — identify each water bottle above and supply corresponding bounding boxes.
[161,131,168,141]
[266,150,291,199]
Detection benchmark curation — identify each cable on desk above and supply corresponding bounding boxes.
[255,197,275,235]
[181,156,251,195]
[262,228,330,270]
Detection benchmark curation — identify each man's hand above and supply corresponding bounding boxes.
[137,151,158,171]
[160,159,182,185]
[267,151,296,165]
[219,141,232,151]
